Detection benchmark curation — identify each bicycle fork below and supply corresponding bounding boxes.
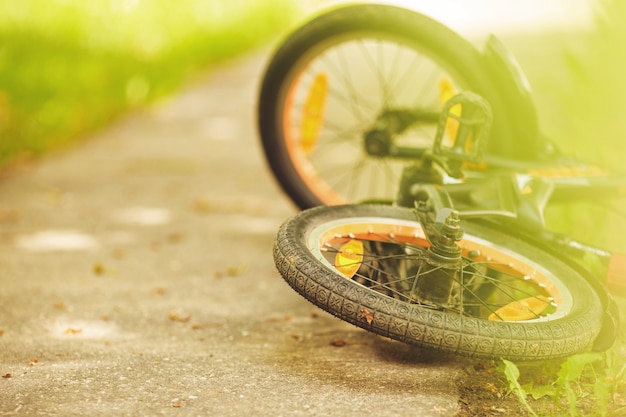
[411,205,464,308]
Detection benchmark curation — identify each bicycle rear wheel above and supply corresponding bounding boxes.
[273,204,604,360]
[259,4,515,209]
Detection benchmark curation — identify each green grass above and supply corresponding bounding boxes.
[501,352,626,417]
[0,0,301,168]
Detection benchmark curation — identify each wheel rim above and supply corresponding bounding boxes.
[279,34,474,205]
[307,216,574,323]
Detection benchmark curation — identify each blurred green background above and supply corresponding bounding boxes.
[505,0,626,253]
[1,0,623,175]
[0,0,300,168]
[518,0,625,172]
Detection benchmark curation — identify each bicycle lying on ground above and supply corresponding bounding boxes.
[257,3,625,361]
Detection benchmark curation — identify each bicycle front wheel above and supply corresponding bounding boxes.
[273,204,604,360]
[259,4,515,209]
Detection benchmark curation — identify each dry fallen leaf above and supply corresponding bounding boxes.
[166,232,184,244]
[168,312,191,323]
[93,263,106,275]
[64,328,82,335]
[359,307,374,324]
[1,373,11,378]
[193,198,215,214]
[485,382,499,394]
[226,264,248,277]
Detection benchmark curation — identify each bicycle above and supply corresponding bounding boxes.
[257,3,625,361]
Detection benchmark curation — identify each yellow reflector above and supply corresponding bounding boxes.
[334,239,364,279]
[488,295,551,322]
[439,78,461,144]
[300,73,328,154]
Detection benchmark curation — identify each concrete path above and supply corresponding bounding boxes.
[0,51,463,416]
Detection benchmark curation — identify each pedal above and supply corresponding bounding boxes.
[434,91,492,167]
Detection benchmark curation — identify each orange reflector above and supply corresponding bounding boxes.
[300,73,328,154]
[334,239,364,279]
[528,165,609,178]
[488,295,551,322]
[439,78,460,143]
[607,253,626,298]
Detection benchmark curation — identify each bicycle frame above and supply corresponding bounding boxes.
[390,89,626,303]
[384,107,624,349]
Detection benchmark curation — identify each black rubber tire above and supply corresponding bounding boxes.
[273,204,604,361]
[258,4,517,209]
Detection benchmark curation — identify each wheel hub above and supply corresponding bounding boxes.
[364,129,391,157]
[363,109,418,158]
